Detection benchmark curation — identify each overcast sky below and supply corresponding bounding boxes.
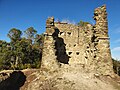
[0,0,120,60]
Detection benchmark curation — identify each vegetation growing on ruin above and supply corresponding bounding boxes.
[77,20,90,27]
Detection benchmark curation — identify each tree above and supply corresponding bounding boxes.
[7,28,22,42]
[34,34,44,46]
[13,38,32,69]
[6,28,22,69]
[24,27,37,44]
[34,34,44,61]
[0,27,42,70]
[0,40,12,69]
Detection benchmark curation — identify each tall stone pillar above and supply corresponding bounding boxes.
[41,17,59,71]
[93,5,114,76]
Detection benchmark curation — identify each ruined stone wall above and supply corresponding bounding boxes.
[41,5,114,76]
[41,17,60,71]
[54,23,85,65]
[93,5,114,75]
[54,22,99,71]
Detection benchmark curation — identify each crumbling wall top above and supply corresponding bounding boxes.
[94,5,107,21]
[46,17,54,28]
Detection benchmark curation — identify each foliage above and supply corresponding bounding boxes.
[0,27,44,70]
[24,27,37,44]
[7,28,22,42]
[34,34,44,47]
[112,58,120,76]
[77,20,90,27]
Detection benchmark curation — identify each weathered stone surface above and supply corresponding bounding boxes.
[0,5,118,90]
[41,5,114,76]
[41,17,60,71]
[0,72,10,82]
[93,5,114,76]
[21,69,120,90]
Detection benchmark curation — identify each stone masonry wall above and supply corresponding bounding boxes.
[41,5,114,76]
[54,23,85,65]
[93,5,114,75]
[41,17,60,71]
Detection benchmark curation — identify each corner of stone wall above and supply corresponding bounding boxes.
[93,5,114,76]
[41,17,60,71]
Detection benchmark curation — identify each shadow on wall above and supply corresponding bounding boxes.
[52,28,70,64]
[0,71,26,90]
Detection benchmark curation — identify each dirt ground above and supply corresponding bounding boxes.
[20,69,120,90]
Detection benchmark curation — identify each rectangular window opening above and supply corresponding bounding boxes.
[76,52,79,55]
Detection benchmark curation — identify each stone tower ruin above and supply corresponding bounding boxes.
[41,5,114,75]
